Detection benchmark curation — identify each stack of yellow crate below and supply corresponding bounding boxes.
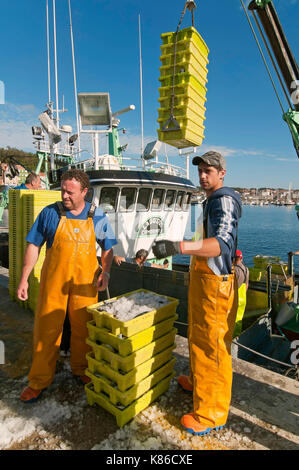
[8,189,61,312]
[157,26,209,149]
[84,289,179,427]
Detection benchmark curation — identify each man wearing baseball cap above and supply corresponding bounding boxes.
[153,150,242,436]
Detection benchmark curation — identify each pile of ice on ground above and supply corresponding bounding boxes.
[98,291,170,322]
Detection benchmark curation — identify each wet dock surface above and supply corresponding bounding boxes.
[0,267,298,450]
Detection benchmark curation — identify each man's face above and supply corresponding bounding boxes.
[61,178,87,211]
[197,163,226,196]
[32,177,41,190]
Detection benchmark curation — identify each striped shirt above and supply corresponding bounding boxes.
[203,187,242,275]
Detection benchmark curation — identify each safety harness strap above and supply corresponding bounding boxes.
[56,201,66,217]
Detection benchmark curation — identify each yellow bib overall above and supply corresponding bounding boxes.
[188,253,238,427]
[28,208,99,390]
[233,283,247,338]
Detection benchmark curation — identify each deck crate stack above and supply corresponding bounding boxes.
[84,289,179,427]
[22,191,61,312]
[8,189,61,312]
[8,189,27,302]
[157,26,209,149]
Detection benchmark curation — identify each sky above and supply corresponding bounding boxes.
[0,0,298,189]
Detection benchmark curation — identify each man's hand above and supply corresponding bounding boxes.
[17,279,29,301]
[97,272,110,292]
[152,240,182,259]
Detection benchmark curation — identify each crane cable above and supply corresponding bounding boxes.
[240,0,285,114]
[163,1,196,131]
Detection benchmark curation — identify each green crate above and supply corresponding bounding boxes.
[86,344,175,392]
[86,327,177,371]
[86,358,176,407]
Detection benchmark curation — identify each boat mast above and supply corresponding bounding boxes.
[52,0,60,129]
[68,0,81,159]
[46,0,52,117]
[138,14,145,168]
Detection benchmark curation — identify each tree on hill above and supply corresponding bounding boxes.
[0,147,38,171]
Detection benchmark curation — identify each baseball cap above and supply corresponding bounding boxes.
[192,151,226,170]
[235,250,243,258]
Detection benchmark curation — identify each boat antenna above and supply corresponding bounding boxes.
[46,0,52,114]
[52,0,60,128]
[138,14,144,166]
[68,0,81,158]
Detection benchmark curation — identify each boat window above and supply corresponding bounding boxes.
[99,187,119,212]
[175,191,185,210]
[183,192,192,211]
[151,189,165,211]
[136,188,152,211]
[84,187,94,203]
[164,190,176,211]
[119,187,137,212]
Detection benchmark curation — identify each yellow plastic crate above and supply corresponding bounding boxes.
[88,289,179,337]
[158,107,206,132]
[86,344,175,392]
[253,255,288,275]
[86,327,177,372]
[249,267,263,282]
[160,49,208,79]
[86,357,176,407]
[85,371,175,427]
[158,91,206,115]
[86,314,177,357]
[159,81,207,109]
[161,26,209,58]
[159,60,208,87]
[159,72,207,95]
[157,118,205,149]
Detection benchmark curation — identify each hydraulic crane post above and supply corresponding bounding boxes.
[247,0,299,157]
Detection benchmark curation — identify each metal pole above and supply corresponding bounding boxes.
[138,14,144,166]
[53,0,60,128]
[68,0,81,158]
[46,0,51,108]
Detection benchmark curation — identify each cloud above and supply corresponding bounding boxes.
[0,102,39,151]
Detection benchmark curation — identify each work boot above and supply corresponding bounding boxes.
[177,375,193,392]
[20,386,43,404]
[79,375,91,385]
[181,413,225,436]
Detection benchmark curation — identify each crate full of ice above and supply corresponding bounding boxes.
[87,289,179,337]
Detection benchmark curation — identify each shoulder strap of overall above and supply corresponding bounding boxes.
[87,203,96,219]
[56,201,66,217]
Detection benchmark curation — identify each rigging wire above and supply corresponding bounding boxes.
[239,0,285,114]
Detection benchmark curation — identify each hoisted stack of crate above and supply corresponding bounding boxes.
[157,26,209,149]
[84,289,179,427]
[8,189,61,312]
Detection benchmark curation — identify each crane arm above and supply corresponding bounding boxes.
[247,0,299,157]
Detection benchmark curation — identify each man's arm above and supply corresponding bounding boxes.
[153,238,220,259]
[181,238,221,258]
[17,243,41,301]
[97,248,114,292]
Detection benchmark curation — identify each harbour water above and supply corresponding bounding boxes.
[175,204,299,272]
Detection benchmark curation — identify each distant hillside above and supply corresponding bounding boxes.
[0,147,38,171]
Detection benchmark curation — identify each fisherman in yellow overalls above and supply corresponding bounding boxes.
[17,169,117,403]
[153,151,242,436]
